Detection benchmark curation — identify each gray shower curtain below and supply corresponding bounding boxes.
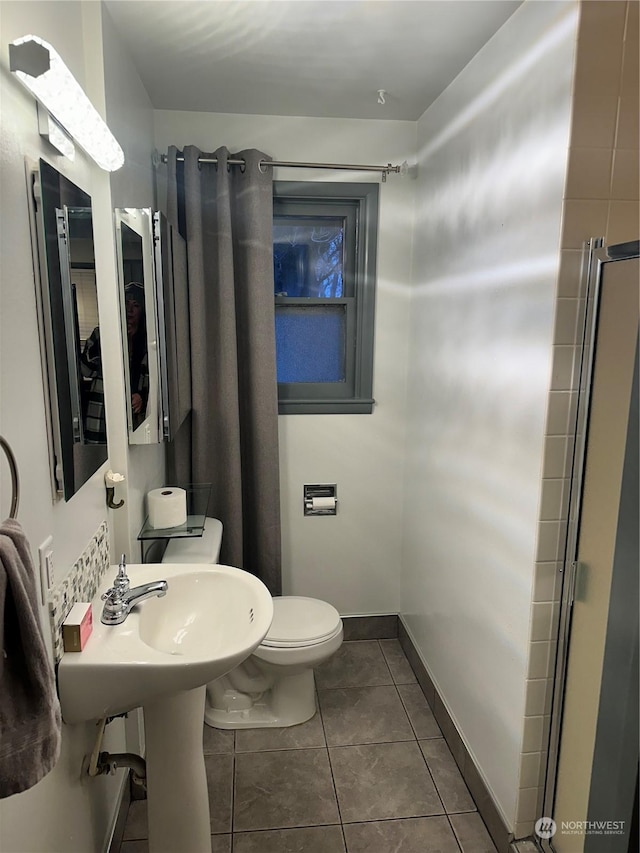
[166,145,281,595]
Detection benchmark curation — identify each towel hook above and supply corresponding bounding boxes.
[0,435,20,519]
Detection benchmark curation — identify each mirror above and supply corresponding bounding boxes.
[114,209,190,444]
[114,209,160,443]
[29,159,108,499]
[153,210,191,441]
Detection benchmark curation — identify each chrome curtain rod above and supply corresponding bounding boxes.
[160,152,407,182]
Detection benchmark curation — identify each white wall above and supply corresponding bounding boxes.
[0,3,124,851]
[101,4,165,560]
[0,2,157,849]
[401,0,577,828]
[154,111,417,615]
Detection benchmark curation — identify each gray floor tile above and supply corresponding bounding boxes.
[380,639,419,684]
[329,741,445,823]
[233,825,346,852]
[123,800,147,841]
[420,738,477,814]
[120,842,148,853]
[203,724,235,754]
[343,816,461,853]
[234,748,340,831]
[120,640,492,853]
[318,685,414,746]
[211,836,232,853]
[450,811,498,852]
[205,753,233,834]
[315,641,394,689]
[235,710,326,752]
[398,683,442,739]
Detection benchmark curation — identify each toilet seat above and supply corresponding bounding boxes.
[260,596,341,649]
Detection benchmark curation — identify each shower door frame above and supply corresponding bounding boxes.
[540,238,640,852]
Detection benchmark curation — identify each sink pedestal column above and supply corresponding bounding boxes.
[144,686,211,853]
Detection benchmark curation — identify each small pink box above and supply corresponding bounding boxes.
[62,603,93,652]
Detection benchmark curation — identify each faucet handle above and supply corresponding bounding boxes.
[101,587,120,602]
[101,585,126,618]
[113,554,130,593]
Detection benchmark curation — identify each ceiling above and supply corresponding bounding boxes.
[104,0,522,121]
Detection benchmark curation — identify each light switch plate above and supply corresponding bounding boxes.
[38,535,54,604]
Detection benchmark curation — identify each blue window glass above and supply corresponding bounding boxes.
[275,305,346,383]
[273,218,344,298]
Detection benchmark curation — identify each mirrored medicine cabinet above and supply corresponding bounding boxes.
[114,208,191,445]
[29,158,108,500]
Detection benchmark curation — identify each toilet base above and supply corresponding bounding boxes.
[204,669,317,729]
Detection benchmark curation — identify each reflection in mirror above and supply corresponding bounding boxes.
[120,225,149,430]
[114,209,191,445]
[125,279,149,429]
[114,209,159,444]
[29,159,108,500]
[68,208,104,443]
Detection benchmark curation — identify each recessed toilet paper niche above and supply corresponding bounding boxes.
[303,484,337,516]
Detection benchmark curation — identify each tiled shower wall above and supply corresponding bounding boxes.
[515,0,639,838]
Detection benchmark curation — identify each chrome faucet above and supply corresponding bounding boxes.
[101,554,168,625]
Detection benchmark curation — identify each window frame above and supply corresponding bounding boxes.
[273,181,379,415]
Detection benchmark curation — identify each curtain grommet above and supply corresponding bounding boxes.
[258,159,268,174]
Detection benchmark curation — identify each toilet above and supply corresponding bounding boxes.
[162,518,343,729]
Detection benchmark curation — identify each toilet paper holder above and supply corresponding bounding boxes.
[304,484,337,516]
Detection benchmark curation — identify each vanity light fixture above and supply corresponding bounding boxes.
[9,34,124,172]
[37,103,75,161]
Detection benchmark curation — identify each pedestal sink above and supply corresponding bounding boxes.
[58,563,274,853]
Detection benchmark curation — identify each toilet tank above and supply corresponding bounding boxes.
[162,517,223,564]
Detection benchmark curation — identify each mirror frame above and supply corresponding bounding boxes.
[28,157,108,500]
[152,210,191,442]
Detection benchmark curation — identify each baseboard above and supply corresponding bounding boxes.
[341,614,399,640]
[398,619,514,853]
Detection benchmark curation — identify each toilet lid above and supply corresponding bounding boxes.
[261,596,341,648]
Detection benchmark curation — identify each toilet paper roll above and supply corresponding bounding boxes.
[148,487,187,529]
[311,496,336,510]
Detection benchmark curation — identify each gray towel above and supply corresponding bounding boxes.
[0,518,61,798]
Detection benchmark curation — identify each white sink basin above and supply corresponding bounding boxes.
[57,562,274,724]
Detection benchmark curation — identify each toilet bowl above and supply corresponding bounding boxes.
[206,595,343,728]
[162,518,343,729]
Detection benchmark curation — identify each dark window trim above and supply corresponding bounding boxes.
[273,181,379,415]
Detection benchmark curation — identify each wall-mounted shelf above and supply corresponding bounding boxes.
[138,483,211,560]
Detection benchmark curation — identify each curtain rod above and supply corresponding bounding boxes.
[159,152,408,182]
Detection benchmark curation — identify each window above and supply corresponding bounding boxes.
[273,181,379,414]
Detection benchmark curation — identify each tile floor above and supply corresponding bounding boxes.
[119,640,498,853]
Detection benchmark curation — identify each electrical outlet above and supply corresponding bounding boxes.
[38,535,54,604]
